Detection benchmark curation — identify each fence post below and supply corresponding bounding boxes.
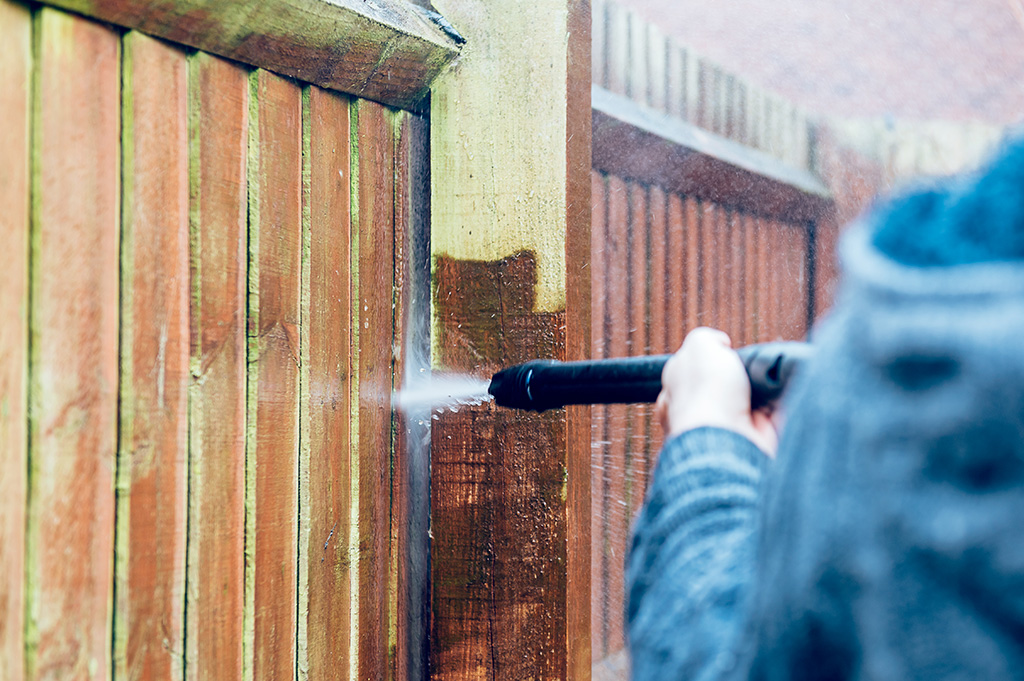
[429,0,592,678]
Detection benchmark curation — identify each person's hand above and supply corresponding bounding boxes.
[655,327,778,457]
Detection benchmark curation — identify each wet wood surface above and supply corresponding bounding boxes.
[26,10,120,679]
[0,2,30,677]
[186,51,248,681]
[249,69,302,681]
[117,31,189,681]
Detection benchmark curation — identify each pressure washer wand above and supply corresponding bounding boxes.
[487,341,813,413]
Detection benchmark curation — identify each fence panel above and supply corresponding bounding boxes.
[5,6,423,679]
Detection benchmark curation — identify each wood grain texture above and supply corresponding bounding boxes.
[602,175,629,659]
[116,31,189,681]
[591,86,831,223]
[248,69,302,681]
[26,10,120,679]
[186,51,248,681]
[590,170,608,665]
[666,192,685,350]
[0,2,30,678]
[429,0,591,676]
[41,0,461,110]
[626,182,650,523]
[648,186,668,355]
[354,98,396,681]
[564,3,592,676]
[684,197,702,334]
[300,84,353,681]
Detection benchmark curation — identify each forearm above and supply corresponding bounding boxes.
[626,427,768,681]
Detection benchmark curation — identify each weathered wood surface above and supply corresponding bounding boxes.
[248,69,302,681]
[0,2,30,677]
[300,84,354,681]
[592,86,830,224]
[590,171,608,665]
[353,97,397,681]
[429,0,591,676]
[186,51,249,681]
[26,9,120,679]
[39,0,462,110]
[116,30,189,681]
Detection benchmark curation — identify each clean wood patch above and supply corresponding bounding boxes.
[27,9,120,679]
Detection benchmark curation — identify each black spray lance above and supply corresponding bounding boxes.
[487,341,812,412]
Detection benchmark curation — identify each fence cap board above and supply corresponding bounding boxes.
[592,85,831,223]
[42,0,463,110]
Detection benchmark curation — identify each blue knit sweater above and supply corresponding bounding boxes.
[627,138,1024,680]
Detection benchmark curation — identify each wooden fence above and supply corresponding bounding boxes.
[0,2,457,679]
[588,2,836,673]
[0,0,901,679]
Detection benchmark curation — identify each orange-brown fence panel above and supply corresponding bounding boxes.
[589,173,821,671]
[3,5,423,679]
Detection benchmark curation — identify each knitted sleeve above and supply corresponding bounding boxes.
[626,427,769,681]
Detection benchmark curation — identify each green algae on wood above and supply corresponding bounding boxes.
[184,50,248,681]
[37,0,462,109]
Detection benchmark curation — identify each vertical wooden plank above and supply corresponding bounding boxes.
[247,69,302,681]
[116,31,189,681]
[565,6,593,673]
[186,51,248,681]
[756,217,771,343]
[589,170,607,665]
[300,84,352,681]
[666,42,684,120]
[626,11,648,106]
[26,10,119,680]
[591,0,606,89]
[606,1,628,97]
[666,193,685,350]
[393,108,434,681]
[627,183,650,521]
[730,211,746,345]
[742,213,759,345]
[647,25,666,114]
[648,186,668,355]
[353,98,396,681]
[603,176,629,660]
[0,3,30,678]
[699,202,718,327]
[684,197,701,333]
[717,208,733,338]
